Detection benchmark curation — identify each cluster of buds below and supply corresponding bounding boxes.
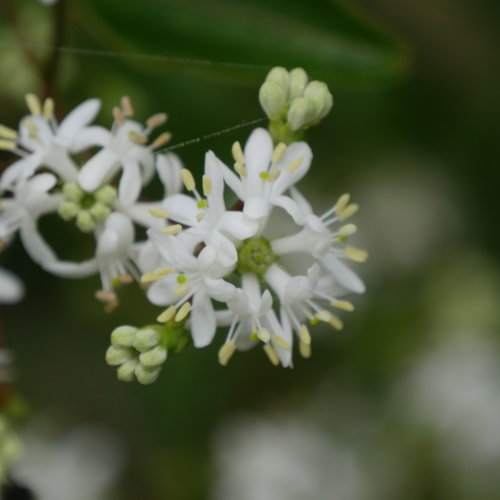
[259,67,333,143]
[105,323,189,384]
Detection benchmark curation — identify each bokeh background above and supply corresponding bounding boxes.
[1,0,500,499]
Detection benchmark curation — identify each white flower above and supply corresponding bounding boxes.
[78,99,171,205]
[0,95,99,187]
[218,128,312,224]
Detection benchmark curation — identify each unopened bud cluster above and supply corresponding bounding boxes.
[259,67,333,143]
[105,322,189,384]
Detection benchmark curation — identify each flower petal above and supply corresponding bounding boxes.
[78,149,119,192]
[57,98,101,146]
[191,292,216,347]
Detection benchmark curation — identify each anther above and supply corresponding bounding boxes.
[95,289,117,303]
[146,113,168,129]
[25,93,42,116]
[173,283,190,297]
[129,131,148,144]
[0,125,18,140]
[161,224,182,235]
[121,96,134,117]
[335,194,350,214]
[202,175,212,196]
[151,132,172,149]
[148,206,171,219]
[344,246,368,263]
[112,107,125,125]
[0,140,16,151]
[338,224,357,237]
[157,305,176,323]
[234,162,247,177]
[286,157,303,173]
[328,315,344,330]
[338,203,359,221]
[299,324,311,345]
[181,169,196,191]
[175,302,191,322]
[299,341,311,359]
[331,300,354,312]
[218,340,236,366]
[272,335,290,350]
[271,142,287,163]
[231,141,245,164]
[263,344,280,366]
[43,98,54,120]
[258,328,271,343]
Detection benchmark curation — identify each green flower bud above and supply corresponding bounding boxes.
[111,325,138,347]
[133,328,160,352]
[76,210,95,233]
[95,185,117,205]
[117,358,139,382]
[105,345,134,366]
[89,202,111,222]
[303,81,333,121]
[265,66,290,89]
[62,182,84,203]
[288,68,309,100]
[259,82,288,121]
[135,364,161,385]
[287,97,317,131]
[58,201,80,221]
[139,346,168,368]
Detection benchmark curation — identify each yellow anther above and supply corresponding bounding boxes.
[272,335,290,350]
[234,162,247,177]
[338,203,359,221]
[148,206,171,219]
[315,310,332,322]
[344,246,368,263]
[140,267,173,283]
[202,175,212,196]
[157,305,176,323]
[338,224,357,237]
[161,224,182,235]
[121,96,134,117]
[119,274,134,284]
[175,302,191,322]
[299,324,311,345]
[286,157,303,173]
[154,267,174,276]
[231,141,245,164]
[112,106,125,125]
[258,328,271,343]
[299,341,311,359]
[218,340,236,366]
[173,283,190,297]
[129,131,148,144]
[271,142,287,163]
[95,289,117,303]
[152,132,172,149]
[181,168,196,191]
[331,300,354,312]
[23,119,38,136]
[0,140,16,151]
[263,343,280,366]
[43,98,54,120]
[0,125,18,140]
[268,169,281,181]
[25,93,41,116]
[196,213,205,222]
[328,314,344,330]
[146,113,168,129]
[335,194,350,214]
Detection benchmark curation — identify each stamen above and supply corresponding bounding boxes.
[344,246,368,263]
[23,119,38,137]
[0,125,18,140]
[218,340,236,366]
[338,203,359,221]
[271,142,287,163]
[25,93,41,116]
[148,206,171,218]
[328,315,344,330]
[161,224,182,235]
[331,300,354,312]
[181,168,196,191]
[299,341,311,359]
[258,328,271,343]
[315,310,332,322]
[263,344,280,366]
[234,162,247,177]
[119,274,134,284]
[0,140,16,151]
[272,335,290,350]
[121,96,134,117]
[146,113,168,129]
[95,289,117,303]
[175,302,191,322]
[154,267,174,276]
[231,141,245,164]
[202,175,212,196]
[151,132,172,149]
[112,106,125,125]
[173,283,190,297]
[338,224,357,237]
[129,131,148,144]
[335,194,350,214]
[268,169,281,181]
[43,98,54,120]
[286,157,303,173]
[140,268,173,283]
[157,305,176,323]
[299,324,311,345]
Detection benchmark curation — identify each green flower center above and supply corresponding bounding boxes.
[237,237,277,276]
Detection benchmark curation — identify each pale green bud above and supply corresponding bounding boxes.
[76,210,95,232]
[259,82,288,121]
[62,182,84,203]
[95,185,117,205]
[139,346,167,368]
[265,66,290,89]
[303,81,333,121]
[58,201,80,221]
[288,68,309,100]
[105,345,133,366]
[133,328,160,352]
[89,202,111,222]
[135,364,161,385]
[287,97,317,131]
[117,358,139,382]
[111,325,138,347]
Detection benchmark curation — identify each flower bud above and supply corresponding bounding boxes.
[288,68,308,100]
[133,328,159,352]
[265,66,289,88]
[117,358,139,382]
[135,364,161,385]
[139,346,167,368]
[111,325,138,347]
[62,182,83,203]
[89,202,111,222]
[259,82,288,121]
[95,185,117,205]
[287,97,317,131]
[58,201,80,221]
[76,210,95,233]
[303,81,333,121]
[105,345,133,366]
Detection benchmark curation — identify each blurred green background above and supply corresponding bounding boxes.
[1,0,500,499]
